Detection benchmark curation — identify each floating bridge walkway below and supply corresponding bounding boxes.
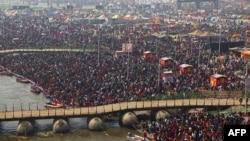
[0,98,248,122]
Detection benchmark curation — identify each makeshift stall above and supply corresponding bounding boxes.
[143,51,155,60]
[159,57,174,67]
[161,70,174,83]
[210,74,228,87]
[179,64,193,75]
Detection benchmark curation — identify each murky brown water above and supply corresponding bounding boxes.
[0,75,138,141]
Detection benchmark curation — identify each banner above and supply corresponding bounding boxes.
[122,43,133,52]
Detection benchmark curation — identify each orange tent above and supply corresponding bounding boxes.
[143,51,155,60]
[159,57,174,67]
[179,64,193,75]
[240,50,250,59]
[232,33,241,38]
[210,74,227,87]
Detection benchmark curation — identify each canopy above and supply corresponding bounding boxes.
[188,30,204,36]
[152,32,166,38]
[112,15,119,19]
[211,74,227,79]
[199,31,217,37]
[160,57,173,61]
[97,15,106,19]
[179,64,193,68]
[232,33,241,38]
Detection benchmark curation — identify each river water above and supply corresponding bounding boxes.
[0,75,138,141]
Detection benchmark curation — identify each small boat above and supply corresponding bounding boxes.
[16,77,30,83]
[132,125,154,140]
[30,85,41,94]
[44,101,64,108]
[127,132,151,141]
[0,70,12,76]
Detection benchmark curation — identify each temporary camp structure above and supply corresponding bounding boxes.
[159,57,174,67]
[179,64,193,75]
[210,74,227,87]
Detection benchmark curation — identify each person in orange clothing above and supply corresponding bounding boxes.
[70,97,75,106]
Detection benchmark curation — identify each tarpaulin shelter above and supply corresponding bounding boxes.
[188,29,203,36]
[210,74,227,87]
[112,15,119,19]
[240,50,250,59]
[179,64,193,75]
[143,51,155,60]
[159,57,174,67]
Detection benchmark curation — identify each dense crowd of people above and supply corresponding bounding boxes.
[0,1,249,141]
[139,111,249,141]
[0,1,249,107]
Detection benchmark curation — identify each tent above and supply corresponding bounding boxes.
[210,74,227,87]
[179,64,193,75]
[188,30,204,36]
[143,51,155,60]
[97,15,106,20]
[152,32,166,38]
[240,50,250,59]
[159,57,174,67]
[112,15,119,19]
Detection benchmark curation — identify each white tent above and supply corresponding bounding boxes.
[112,15,119,19]
[97,15,106,19]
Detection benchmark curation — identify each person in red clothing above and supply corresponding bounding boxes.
[143,130,147,141]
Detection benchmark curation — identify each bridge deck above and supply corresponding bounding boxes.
[0,98,248,121]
